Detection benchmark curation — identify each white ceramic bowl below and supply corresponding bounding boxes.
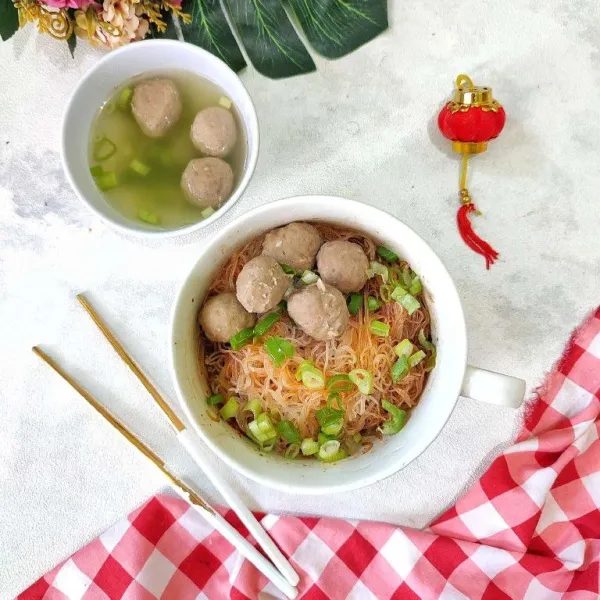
[170,196,525,494]
[61,40,259,238]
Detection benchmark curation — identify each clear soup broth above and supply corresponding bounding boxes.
[88,70,246,230]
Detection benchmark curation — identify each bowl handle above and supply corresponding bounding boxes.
[461,365,526,408]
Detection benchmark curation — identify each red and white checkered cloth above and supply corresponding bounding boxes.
[19,308,600,599]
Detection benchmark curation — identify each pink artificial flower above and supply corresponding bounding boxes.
[43,0,92,9]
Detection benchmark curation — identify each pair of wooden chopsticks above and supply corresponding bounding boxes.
[33,293,298,599]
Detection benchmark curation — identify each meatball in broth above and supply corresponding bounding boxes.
[199,292,256,343]
[236,256,289,313]
[191,106,238,158]
[262,222,323,272]
[181,157,234,208]
[317,240,369,293]
[131,79,182,138]
[287,281,349,341]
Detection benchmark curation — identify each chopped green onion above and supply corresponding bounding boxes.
[377,246,399,263]
[388,266,402,285]
[409,276,422,296]
[316,407,344,436]
[201,206,215,219]
[367,296,382,311]
[276,419,301,443]
[245,398,263,418]
[230,328,254,351]
[138,209,159,224]
[93,135,117,162]
[391,285,408,301]
[218,96,232,109]
[248,416,277,444]
[326,374,354,393]
[299,363,325,390]
[347,294,362,315]
[219,397,239,420]
[319,440,347,462]
[349,368,374,395]
[89,165,104,177]
[391,355,409,383]
[380,400,407,435]
[380,284,393,303]
[295,360,314,381]
[399,294,421,316]
[301,438,319,456]
[301,270,318,285]
[117,87,133,110]
[369,320,390,337]
[394,339,414,358]
[327,392,343,409]
[418,329,437,372]
[402,266,413,288]
[253,312,281,337]
[409,350,426,367]
[129,159,151,176]
[352,432,362,443]
[260,441,276,453]
[276,300,287,312]
[207,394,224,406]
[95,172,118,191]
[366,261,389,283]
[264,336,295,367]
[280,263,296,275]
[206,406,220,421]
[318,432,335,445]
[285,443,300,459]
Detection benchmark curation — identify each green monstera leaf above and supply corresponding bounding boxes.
[177,0,387,78]
[0,0,19,41]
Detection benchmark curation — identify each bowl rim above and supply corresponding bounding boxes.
[60,39,259,239]
[169,195,467,494]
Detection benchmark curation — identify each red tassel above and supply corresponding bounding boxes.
[457,203,499,269]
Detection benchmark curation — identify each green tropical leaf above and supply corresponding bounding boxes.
[179,0,246,73]
[0,0,19,41]
[226,0,315,78]
[288,0,387,58]
[67,34,77,57]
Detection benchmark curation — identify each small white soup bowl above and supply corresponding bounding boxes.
[62,40,259,238]
[170,196,526,494]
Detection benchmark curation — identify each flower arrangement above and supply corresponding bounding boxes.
[0,0,388,79]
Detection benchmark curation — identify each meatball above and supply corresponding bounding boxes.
[316,240,369,293]
[236,256,289,313]
[199,292,256,343]
[191,106,237,158]
[287,281,349,341]
[262,222,323,272]
[181,157,234,208]
[131,79,182,138]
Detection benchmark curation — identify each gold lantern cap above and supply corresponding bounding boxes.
[452,74,494,105]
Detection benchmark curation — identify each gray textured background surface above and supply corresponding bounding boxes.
[2,1,600,596]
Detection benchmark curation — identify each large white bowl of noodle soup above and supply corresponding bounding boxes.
[170,196,526,494]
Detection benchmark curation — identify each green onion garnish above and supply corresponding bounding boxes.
[318,440,347,462]
[93,135,117,162]
[280,264,296,275]
[367,296,381,311]
[352,432,362,443]
[418,329,437,372]
[117,87,133,110]
[369,320,390,337]
[402,266,413,288]
[201,207,215,218]
[218,96,232,109]
[129,159,151,176]
[219,397,239,420]
[89,165,104,178]
[95,172,118,191]
[248,414,277,444]
[138,209,159,224]
[276,300,287,312]
[349,368,374,395]
[301,438,319,456]
[253,312,281,337]
[264,336,295,367]
[380,284,393,303]
[394,339,413,358]
[366,261,389,283]
[409,276,422,296]
[391,355,409,383]
[391,285,407,301]
[245,398,263,419]
[318,432,335,446]
[399,294,421,316]
[206,394,224,406]
[380,400,406,435]
[206,406,220,422]
[316,407,344,436]
[297,362,325,390]
[347,294,362,316]
[327,392,343,409]
[325,374,354,393]
[284,443,300,459]
[301,270,318,285]
[276,419,301,443]
[376,246,399,263]
[230,328,255,351]
[409,350,426,367]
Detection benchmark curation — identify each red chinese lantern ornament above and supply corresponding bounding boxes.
[438,74,506,269]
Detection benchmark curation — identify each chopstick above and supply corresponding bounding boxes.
[32,346,298,600]
[75,294,299,588]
